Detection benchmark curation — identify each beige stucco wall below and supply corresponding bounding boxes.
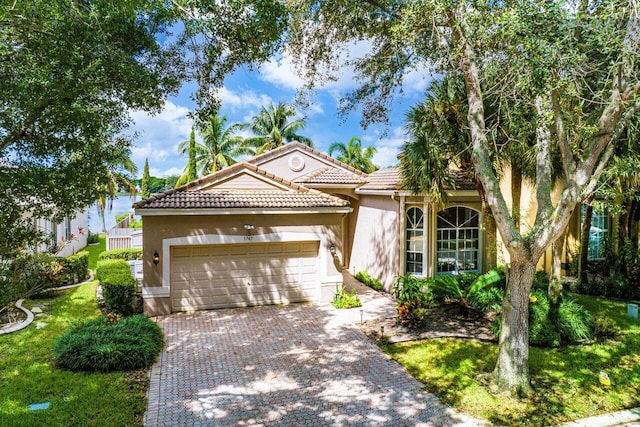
[253,150,346,182]
[349,195,400,291]
[140,213,345,315]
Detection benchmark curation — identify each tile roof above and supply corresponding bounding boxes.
[247,141,369,177]
[134,162,350,210]
[360,167,476,191]
[134,190,349,210]
[294,167,367,185]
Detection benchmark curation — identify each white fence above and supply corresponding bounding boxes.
[106,228,142,251]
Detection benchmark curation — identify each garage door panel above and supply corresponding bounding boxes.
[170,241,319,311]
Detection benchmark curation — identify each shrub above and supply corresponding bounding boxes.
[95,259,131,283]
[493,290,594,347]
[592,315,619,340]
[558,298,594,342]
[86,231,100,244]
[468,287,504,312]
[355,270,383,291]
[332,286,362,309]
[59,251,89,283]
[393,274,434,306]
[96,259,140,316]
[431,270,502,312]
[54,315,163,372]
[393,274,433,328]
[532,271,550,291]
[396,301,428,328]
[99,248,143,261]
[458,272,481,292]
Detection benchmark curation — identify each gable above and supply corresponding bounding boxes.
[248,143,368,183]
[197,170,287,191]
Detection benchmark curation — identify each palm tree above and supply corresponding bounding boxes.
[245,102,313,154]
[95,143,138,233]
[328,137,377,173]
[176,115,250,185]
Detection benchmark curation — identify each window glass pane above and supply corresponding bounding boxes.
[406,207,424,274]
[437,207,480,274]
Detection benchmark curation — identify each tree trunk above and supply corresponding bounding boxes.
[550,232,565,303]
[512,166,523,232]
[477,178,497,270]
[579,202,593,284]
[492,256,536,397]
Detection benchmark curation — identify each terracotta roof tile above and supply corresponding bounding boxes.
[360,167,476,191]
[135,190,349,210]
[295,167,367,185]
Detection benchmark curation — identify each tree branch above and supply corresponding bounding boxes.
[449,5,521,253]
[551,88,575,178]
[533,96,554,225]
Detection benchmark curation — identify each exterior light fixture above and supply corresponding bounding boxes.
[244,224,254,230]
[153,251,160,266]
[329,242,337,256]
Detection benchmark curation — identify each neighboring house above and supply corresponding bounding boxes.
[34,209,89,257]
[134,142,588,315]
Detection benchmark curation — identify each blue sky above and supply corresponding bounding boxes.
[127,46,435,178]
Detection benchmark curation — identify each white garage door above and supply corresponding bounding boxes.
[170,241,320,311]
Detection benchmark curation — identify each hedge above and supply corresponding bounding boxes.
[99,248,142,261]
[8,251,89,294]
[96,259,140,316]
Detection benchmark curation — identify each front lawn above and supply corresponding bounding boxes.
[384,294,640,426]
[0,235,150,426]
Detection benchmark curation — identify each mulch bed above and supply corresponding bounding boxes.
[0,304,28,331]
[359,303,498,344]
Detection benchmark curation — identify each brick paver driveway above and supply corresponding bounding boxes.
[145,297,486,426]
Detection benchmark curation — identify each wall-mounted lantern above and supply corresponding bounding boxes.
[153,251,160,266]
[329,242,337,257]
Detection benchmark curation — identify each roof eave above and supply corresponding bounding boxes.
[135,207,353,216]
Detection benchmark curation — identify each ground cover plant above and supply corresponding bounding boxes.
[54,314,163,372]
[355,270,383,291]
[384,294,640,425]
[332,286,362,309]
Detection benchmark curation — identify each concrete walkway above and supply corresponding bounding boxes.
[145,278,487,426]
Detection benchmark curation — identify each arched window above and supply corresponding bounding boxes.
[406,207,424,274]
[437,207,480,274]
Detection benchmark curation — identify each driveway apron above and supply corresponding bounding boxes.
[145,293,487,426]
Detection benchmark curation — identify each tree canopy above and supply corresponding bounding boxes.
[281,0,640,396]
[0,0,182,253]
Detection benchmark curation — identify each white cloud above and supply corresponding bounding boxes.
[128,101,193,176]
[369,127,406,168]
[216,87,272,111]
[152,167,183,178]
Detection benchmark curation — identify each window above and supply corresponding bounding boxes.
[62,216,72,241]
[581,205,609,260]
[406,207,424,274]
[437,207,480,274]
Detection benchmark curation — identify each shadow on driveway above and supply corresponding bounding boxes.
[145,303,487,426]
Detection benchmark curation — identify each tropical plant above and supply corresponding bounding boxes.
[95,140,138,233]
[355,270,383,291]
[392,274,434,328]
[245,102,312,153]
[328,137,377,173]
[431,270,502,311]
[176,115,250,185]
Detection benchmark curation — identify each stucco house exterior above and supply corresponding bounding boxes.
[34,209,89,257]
[135,142,587,316]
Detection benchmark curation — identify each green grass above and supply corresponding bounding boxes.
[384,294,640,426]
[85,234,106,272]
[0,238,150,426]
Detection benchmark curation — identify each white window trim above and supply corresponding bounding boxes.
[435,205,483,275]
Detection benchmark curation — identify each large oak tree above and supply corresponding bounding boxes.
[280,0,640,396]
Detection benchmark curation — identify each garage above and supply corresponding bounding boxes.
[170,241,320,311]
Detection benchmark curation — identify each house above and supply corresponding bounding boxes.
[134,142,589,316]
[34,209,89,257]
